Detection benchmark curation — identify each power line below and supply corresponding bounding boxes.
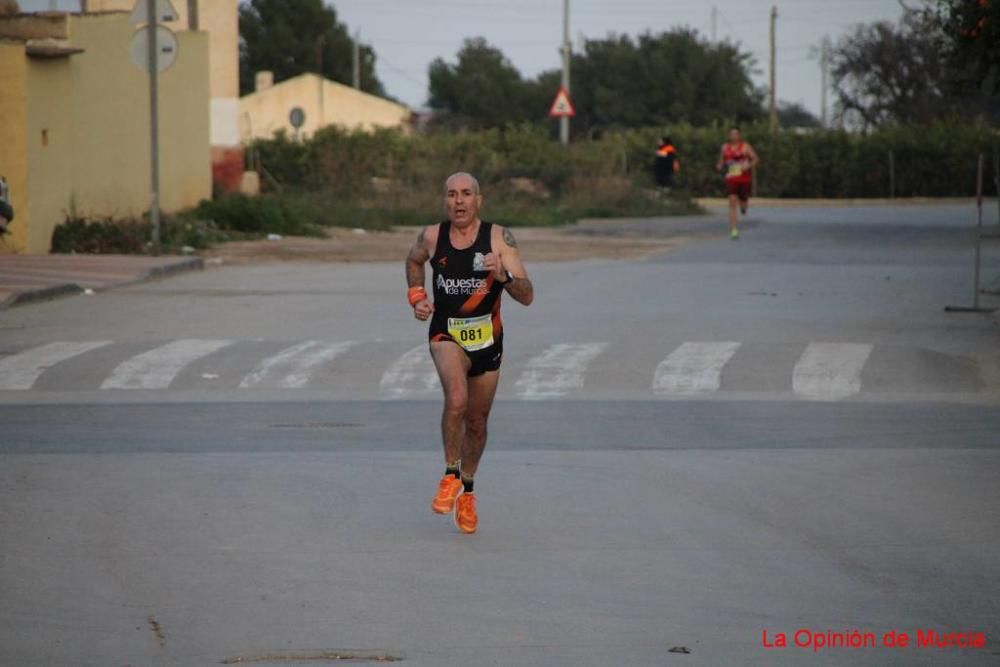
[335,0,558,16]
[777,43,817,53]
[377,56,427,88]
[367,36,557,48]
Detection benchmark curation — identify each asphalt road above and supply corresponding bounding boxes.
[1,204,999,666]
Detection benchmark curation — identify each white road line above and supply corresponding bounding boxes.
[379,344,440,399]
[0,341,112,390]
[653,341,741,395]
[239,340,357,388]
[793,342,874,401]
[515,342,608,399]
[101,339,234,390]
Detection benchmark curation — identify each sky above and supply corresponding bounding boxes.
[23,0,906,118]
[330,0,905,116]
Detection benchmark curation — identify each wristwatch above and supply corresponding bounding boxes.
[498,270,513,285]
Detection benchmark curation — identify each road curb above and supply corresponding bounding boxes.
[100,256,205,291]
[0,283,83,310]
[0,256,204,310]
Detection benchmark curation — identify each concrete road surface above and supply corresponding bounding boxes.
[1,204,999,665]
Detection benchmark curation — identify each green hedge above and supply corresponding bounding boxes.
[252,121,999,200]
[635,121,997,198]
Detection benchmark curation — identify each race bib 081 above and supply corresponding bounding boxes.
[448,314,494,352]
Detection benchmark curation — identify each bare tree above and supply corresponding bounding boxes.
[0,0,20,17]
[830,13,949,129]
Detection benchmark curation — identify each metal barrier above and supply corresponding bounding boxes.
[945,154,1000,313]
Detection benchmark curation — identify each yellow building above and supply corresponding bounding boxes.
[0,10,210,254]
[240,71,412,141]
[85,0,243,188]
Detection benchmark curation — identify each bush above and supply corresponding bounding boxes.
[51,217,148,254]
[51,213,231,255]
[193,193,327,236]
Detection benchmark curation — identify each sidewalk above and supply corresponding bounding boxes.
[0,254,202,309]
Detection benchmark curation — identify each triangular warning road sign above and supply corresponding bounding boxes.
[548,86,576,118]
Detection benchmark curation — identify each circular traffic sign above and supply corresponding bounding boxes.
[129,25,179,73]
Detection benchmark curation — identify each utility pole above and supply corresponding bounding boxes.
[352,30,361,90]
[146,0,161,254]
[711,5,717,42]
[317,34,325,127]
[560,0,571,146]
[819,36,829,128]
[768,5,777,135]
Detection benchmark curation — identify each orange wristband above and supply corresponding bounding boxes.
[408,287,427,307]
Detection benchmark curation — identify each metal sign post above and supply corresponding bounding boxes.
[989,146,1000,297]
[146,0,160,254]
[559,0,571,146]
[945,154,998,314]
[130,0,178,255]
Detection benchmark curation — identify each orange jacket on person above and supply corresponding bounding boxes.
[656,144,680,173]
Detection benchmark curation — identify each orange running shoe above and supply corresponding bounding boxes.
[454,492,478,534]
[432,475,463,514]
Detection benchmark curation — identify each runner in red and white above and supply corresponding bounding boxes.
[716,127,760,240]
[405,172,534,533]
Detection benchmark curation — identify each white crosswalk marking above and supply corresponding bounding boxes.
[379,344,440,399]
[0,341,112,390]
[240,340,357,388]
[653,342,741,395]
[2,338,952,402]
[793,342,874,401]
[515,342,608,399]
[101,339,234,390]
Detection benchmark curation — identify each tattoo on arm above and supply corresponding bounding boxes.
[502,228,518,249]
[406,257,425,288]
[405,230,430,288]
[503,276,533,305]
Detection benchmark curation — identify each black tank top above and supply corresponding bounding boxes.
[428,220,504,351]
